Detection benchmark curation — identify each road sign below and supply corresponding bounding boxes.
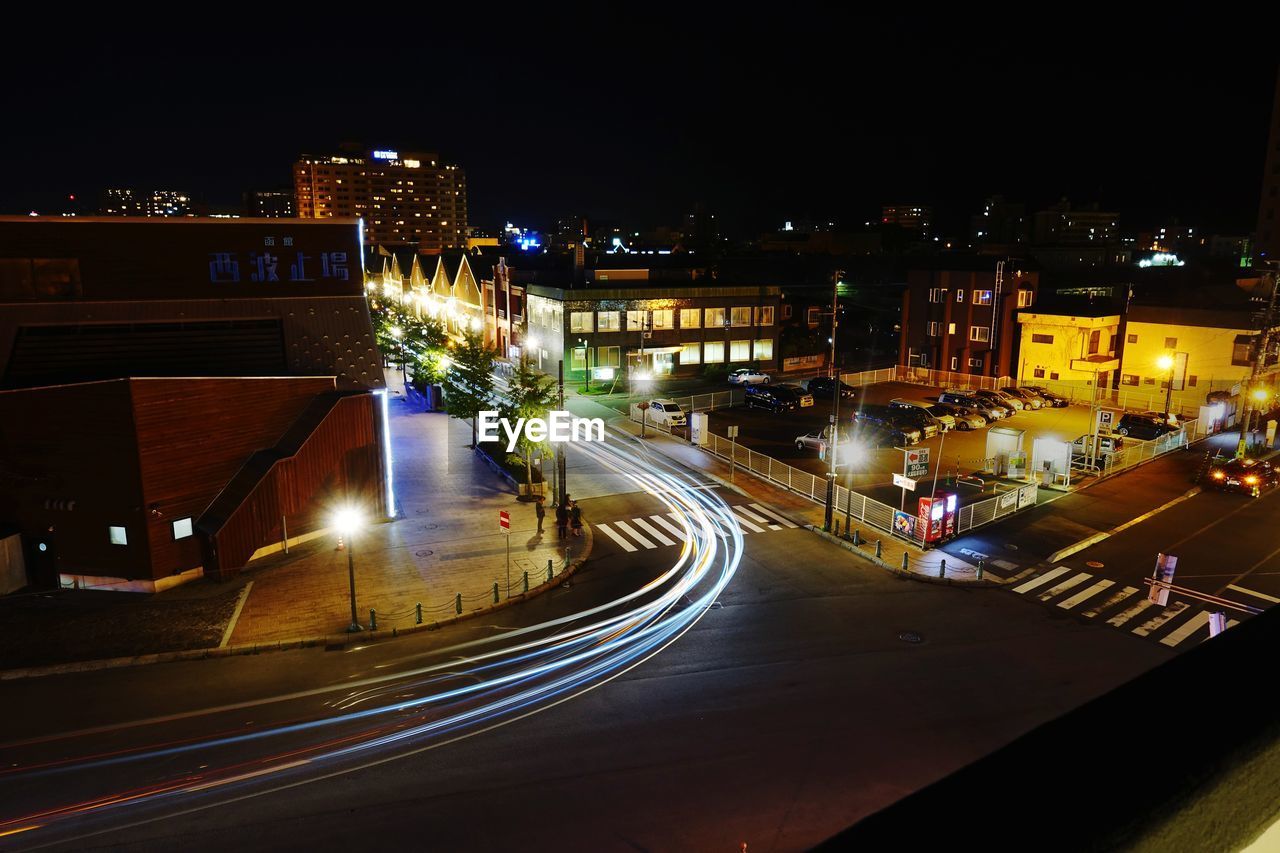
[904,448,929,480]
[1147,552,1177,606]
[1208,612,1227,638]
[727,425,739,439]
[1096,409,1118,435]
[499,510,510,533]
[892,472,917,491]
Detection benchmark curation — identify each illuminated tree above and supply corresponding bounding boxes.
[442,331,496,447]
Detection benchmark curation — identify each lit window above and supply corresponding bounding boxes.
[704,341,725,363]
[731,307,752,326]
[707,307,727,327]
[756,306,775,326]
[970,326,991,342]
[172,518,194,540]
[973,290,993,305]
[956,290,964,303]
[1017,290,1034,308]
[627,309,648,330]
[948,322,956,335]
[754,338,774,360]
[730,339,751,361]
[680,308,702,329]
[109,526,128,546]
[680,342,701,364]
[570,312,593,333]
[651,309,674,330]
[597,311,621,331]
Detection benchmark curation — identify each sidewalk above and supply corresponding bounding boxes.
[607,414,986,583]
[226,396,591,644]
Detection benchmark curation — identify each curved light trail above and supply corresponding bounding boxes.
[0,429,745,849]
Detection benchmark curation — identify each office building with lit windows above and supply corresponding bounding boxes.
[294,147,467,250]
[101,188,193,217]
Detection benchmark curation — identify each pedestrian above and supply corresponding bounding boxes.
[570,500,583,538]
[555,501,569,540]
[534,495,546,534]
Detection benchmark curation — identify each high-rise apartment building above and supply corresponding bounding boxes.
[244,189,296,218]
[881,205,932,234]
[102,188,193,217]
[294,147,467,250]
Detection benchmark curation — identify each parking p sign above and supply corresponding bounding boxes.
[1096,409,1118,435]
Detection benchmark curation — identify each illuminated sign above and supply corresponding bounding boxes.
[372,150,399,160]
[403,159,421,168]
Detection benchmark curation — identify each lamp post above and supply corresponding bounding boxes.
[1156,353,1174,418]
[823,270,845,531]
[334,508,363,633]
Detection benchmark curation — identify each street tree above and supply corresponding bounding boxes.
[500,356,559,489]
[442,331,496,447]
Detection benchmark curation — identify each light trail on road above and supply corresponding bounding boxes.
[0,433,744,850]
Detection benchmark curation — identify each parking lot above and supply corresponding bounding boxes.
[702,380,1098,505]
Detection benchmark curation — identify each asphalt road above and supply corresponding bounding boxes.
[0,483,1169,852]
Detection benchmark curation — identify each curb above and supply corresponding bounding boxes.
[0,535,594,683]
[804,525,1001,587]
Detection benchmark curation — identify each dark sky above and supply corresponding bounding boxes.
[2,10,1277,237]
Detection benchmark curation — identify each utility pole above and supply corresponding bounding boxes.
[824,269,845,531]
[1237,263,1280,459]
[557,358,567,504]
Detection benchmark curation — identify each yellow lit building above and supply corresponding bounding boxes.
[1016,309,1122,396]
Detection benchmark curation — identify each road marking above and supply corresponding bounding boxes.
[1058,578,1114,610]
[613,520,656,549]
[630,517,675,546]
[1044,487,1203,563]
[596,523,639,552]
[1039,572,1092,602]
[1161,611,1212,647]
[729,508,768,533]
[1081,585,1138,618]
[219,581,254,649]
[749,503,798,528]
[1107,598,1156,627]
[1011,566,1071,594]
[1132,601,1189,637]
[1006,567,1036,583]
[734,505,781,530]
[992,559,1020,571]
[1225,584,1280,604]
[649,514,689,542]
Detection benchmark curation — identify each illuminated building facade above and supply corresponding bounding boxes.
[245,189,296,218]
[294,148,467,250]
[881,205,932,234]
[102,188,193,217]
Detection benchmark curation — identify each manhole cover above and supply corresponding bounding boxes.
[415,509,428,515]
[1086,560,1105,569]
[1004,543,1020,551]
[415,549,434,558]
[898,631,924,644]
[420,523,438,530]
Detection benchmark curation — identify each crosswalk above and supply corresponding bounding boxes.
[1010,567,1245,649]
[595,503,798,552]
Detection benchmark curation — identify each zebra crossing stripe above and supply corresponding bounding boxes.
[596,523,638,552]
[734,505,781,530]
[1107,598,1156,627]
[1081,585,1138,618]
[1038,572,1091,602]
[631,517,676,547]
[1012,566,1071,594]
[649,514,689,542]
[748,503,798,528]
[729,508,767,533]
[1225,584,1280,604]
[613,519,656,549]
[1160,611,1212,647]
[1132,601,1189,637]
[1058,578,1114,610]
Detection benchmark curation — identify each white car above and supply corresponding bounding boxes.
[728,368,771,385]
[644,399,687,427]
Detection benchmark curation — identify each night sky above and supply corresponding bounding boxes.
[2,11,1276,237]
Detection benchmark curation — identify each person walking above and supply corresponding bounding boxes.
[555,500,569,540]
[534,496,546,534]
[570,500,583,538]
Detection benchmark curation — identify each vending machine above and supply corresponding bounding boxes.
[917,492,959,543]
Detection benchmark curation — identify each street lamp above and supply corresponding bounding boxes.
[334,507,364,633]
[1156,353,1174,417]
[823,269,845,531]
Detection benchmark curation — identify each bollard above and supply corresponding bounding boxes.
[523,571,529,594]
[369,609,377,631]
[547,559,554,582]
[901,551,909,571]
[455,593,462,614]
[875,539,882,559]
[976,561,985,581]
[852,529,862,546]
[938,558,946,578]
[416,602,423,625]
[493,582,500,604]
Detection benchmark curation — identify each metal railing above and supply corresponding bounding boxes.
[1095,419,1199,478]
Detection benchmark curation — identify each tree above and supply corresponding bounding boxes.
[442,331,496,447]
[367,294,448,385]
[500,356,559,488]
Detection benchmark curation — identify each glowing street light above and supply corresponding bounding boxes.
[333,507,364,632]
[1156,353,1175,417]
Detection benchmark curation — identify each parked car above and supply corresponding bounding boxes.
[775,383,815,408]
[938,390,1007,420]
[802,376,858,401]
[890,398,955,431]
[744,384,800,413]
[849,421,911,448]
[728,368,771,385]
[885,404,942,438]
[1022,385,1070,407]
[932,403,987,430]
[855,405,924,444]
[1115,412,1179,440]
[973,388,1025,411]
[644,398,687,427]
[1001,387,1045,409]
[795,431,829,452]
[1207,458,1279,497]
[1070,434,1124,456]
[1138,411,1187,428]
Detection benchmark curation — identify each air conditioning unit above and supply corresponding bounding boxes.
[642,332,653,339]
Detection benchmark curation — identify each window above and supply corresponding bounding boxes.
[928,321,941,337]
[968,357,984,368]
[1144,377,1156,385]
[754,338,774,360]
[973,290,992,305]
[1122,374,1139,386]
[172,518,193,540]
[651,309,674,330]
[1017,289,1034,308]
[929,288,947,303]
[731,306,752,326]
[1164,337,1177,349]
[679,342,701,364]
[569,311,593,333]
[1188,375,1198,387]
[1127,333,1138,344]
[679,308,701,329]
[956,289,965,303]
[706,307,726,328]
[1088,330,1101,355]
[1033,368,1046,378]
[571,348,587,371]
[1032,333,1054,344]
[756,306,775,326]
[730,339,751,361]
[950,356,959,370]
[597,345,620,367]
[782,304,793,320]
[806,307,820,326]
[109,525,128,546]
[970,326,991,342]
[948,322,956,335]
[626,309,647,330]
[704,341,725,363]
[597,311,621,331]
[1233,338,1254,365]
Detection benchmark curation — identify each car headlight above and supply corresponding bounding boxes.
[1245,475,1259,485]
[1212,471,1225,479]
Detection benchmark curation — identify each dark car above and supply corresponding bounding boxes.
[803,376,858,401]
[848,421,910,448]
[854,404,923,444]
[1115,412,1179,440]
[744,384,801,413]
[1207,458,1279,497]
[1022,385,1070,407]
